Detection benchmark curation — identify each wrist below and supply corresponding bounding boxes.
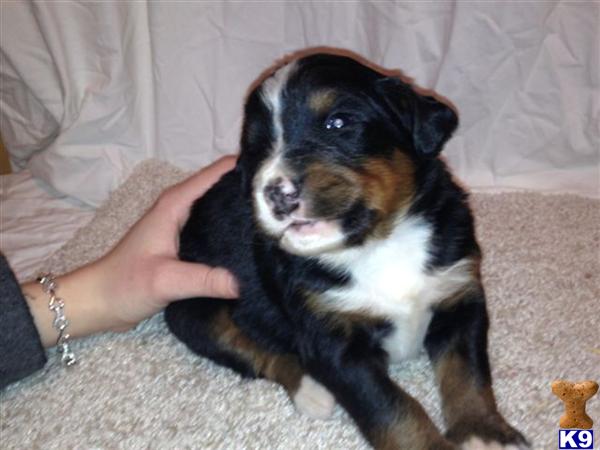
[56,264,120,339]
[22,263,125,349]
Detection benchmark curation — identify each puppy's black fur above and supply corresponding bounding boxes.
[165,53,527,450]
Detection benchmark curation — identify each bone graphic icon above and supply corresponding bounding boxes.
[552,380,599,429]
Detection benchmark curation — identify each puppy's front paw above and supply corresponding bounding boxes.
[460,435,529,450]
[293,375,336,419]
[448,416,529,450]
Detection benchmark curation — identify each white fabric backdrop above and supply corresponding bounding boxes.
[1,1,598,206]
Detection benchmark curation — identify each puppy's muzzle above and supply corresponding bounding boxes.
[264,177,300,219]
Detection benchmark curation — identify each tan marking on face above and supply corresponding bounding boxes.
[308,89,337,114]
[303,162,362,218]
[300,150,414,232]
[358,150,415,229]
[211,308,303,394]
[359,150,415,239]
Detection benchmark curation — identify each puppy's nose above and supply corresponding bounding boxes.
[264,177,300,218]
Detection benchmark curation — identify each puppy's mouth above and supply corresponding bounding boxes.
[253,157,348,255]
[278,214,344,256]
[258,184,350,256]
[288,218,314,230]
[286,217,329,234]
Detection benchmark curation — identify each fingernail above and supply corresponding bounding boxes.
[227,275,239,299]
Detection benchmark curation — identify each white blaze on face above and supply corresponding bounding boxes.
[261,61,294,158]
[253,153,289,237]
[252,61,346,256]
[253,62,296,238]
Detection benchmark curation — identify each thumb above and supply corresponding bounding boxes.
[162,261,239,300]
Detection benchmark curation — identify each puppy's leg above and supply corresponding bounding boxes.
[425,292,528,450]
[292,373,336,419]
[166,299,256,376]
[303,342,455,450]
[165,299,334,417]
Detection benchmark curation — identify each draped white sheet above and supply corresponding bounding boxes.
[1,1,598,206]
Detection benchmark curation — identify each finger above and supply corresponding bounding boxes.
[160,261,239,301]
[173,155,238,205]
[153,155,237,226]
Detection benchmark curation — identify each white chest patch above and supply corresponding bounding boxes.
[318,216,474,363]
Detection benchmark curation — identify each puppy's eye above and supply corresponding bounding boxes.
[325,115,348,130]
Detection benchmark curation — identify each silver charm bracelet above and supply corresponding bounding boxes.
[37,273,77,366]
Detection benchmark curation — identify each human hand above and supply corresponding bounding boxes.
[23,156,239,346]
[95,155,239,331]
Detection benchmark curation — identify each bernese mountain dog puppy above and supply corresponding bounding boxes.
[165,53,528,450]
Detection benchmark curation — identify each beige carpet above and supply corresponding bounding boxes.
[1,160,599,450]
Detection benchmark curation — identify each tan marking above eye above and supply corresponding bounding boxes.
[308,89,337,114]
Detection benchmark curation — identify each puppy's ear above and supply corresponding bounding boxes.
[375,77,458,157]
